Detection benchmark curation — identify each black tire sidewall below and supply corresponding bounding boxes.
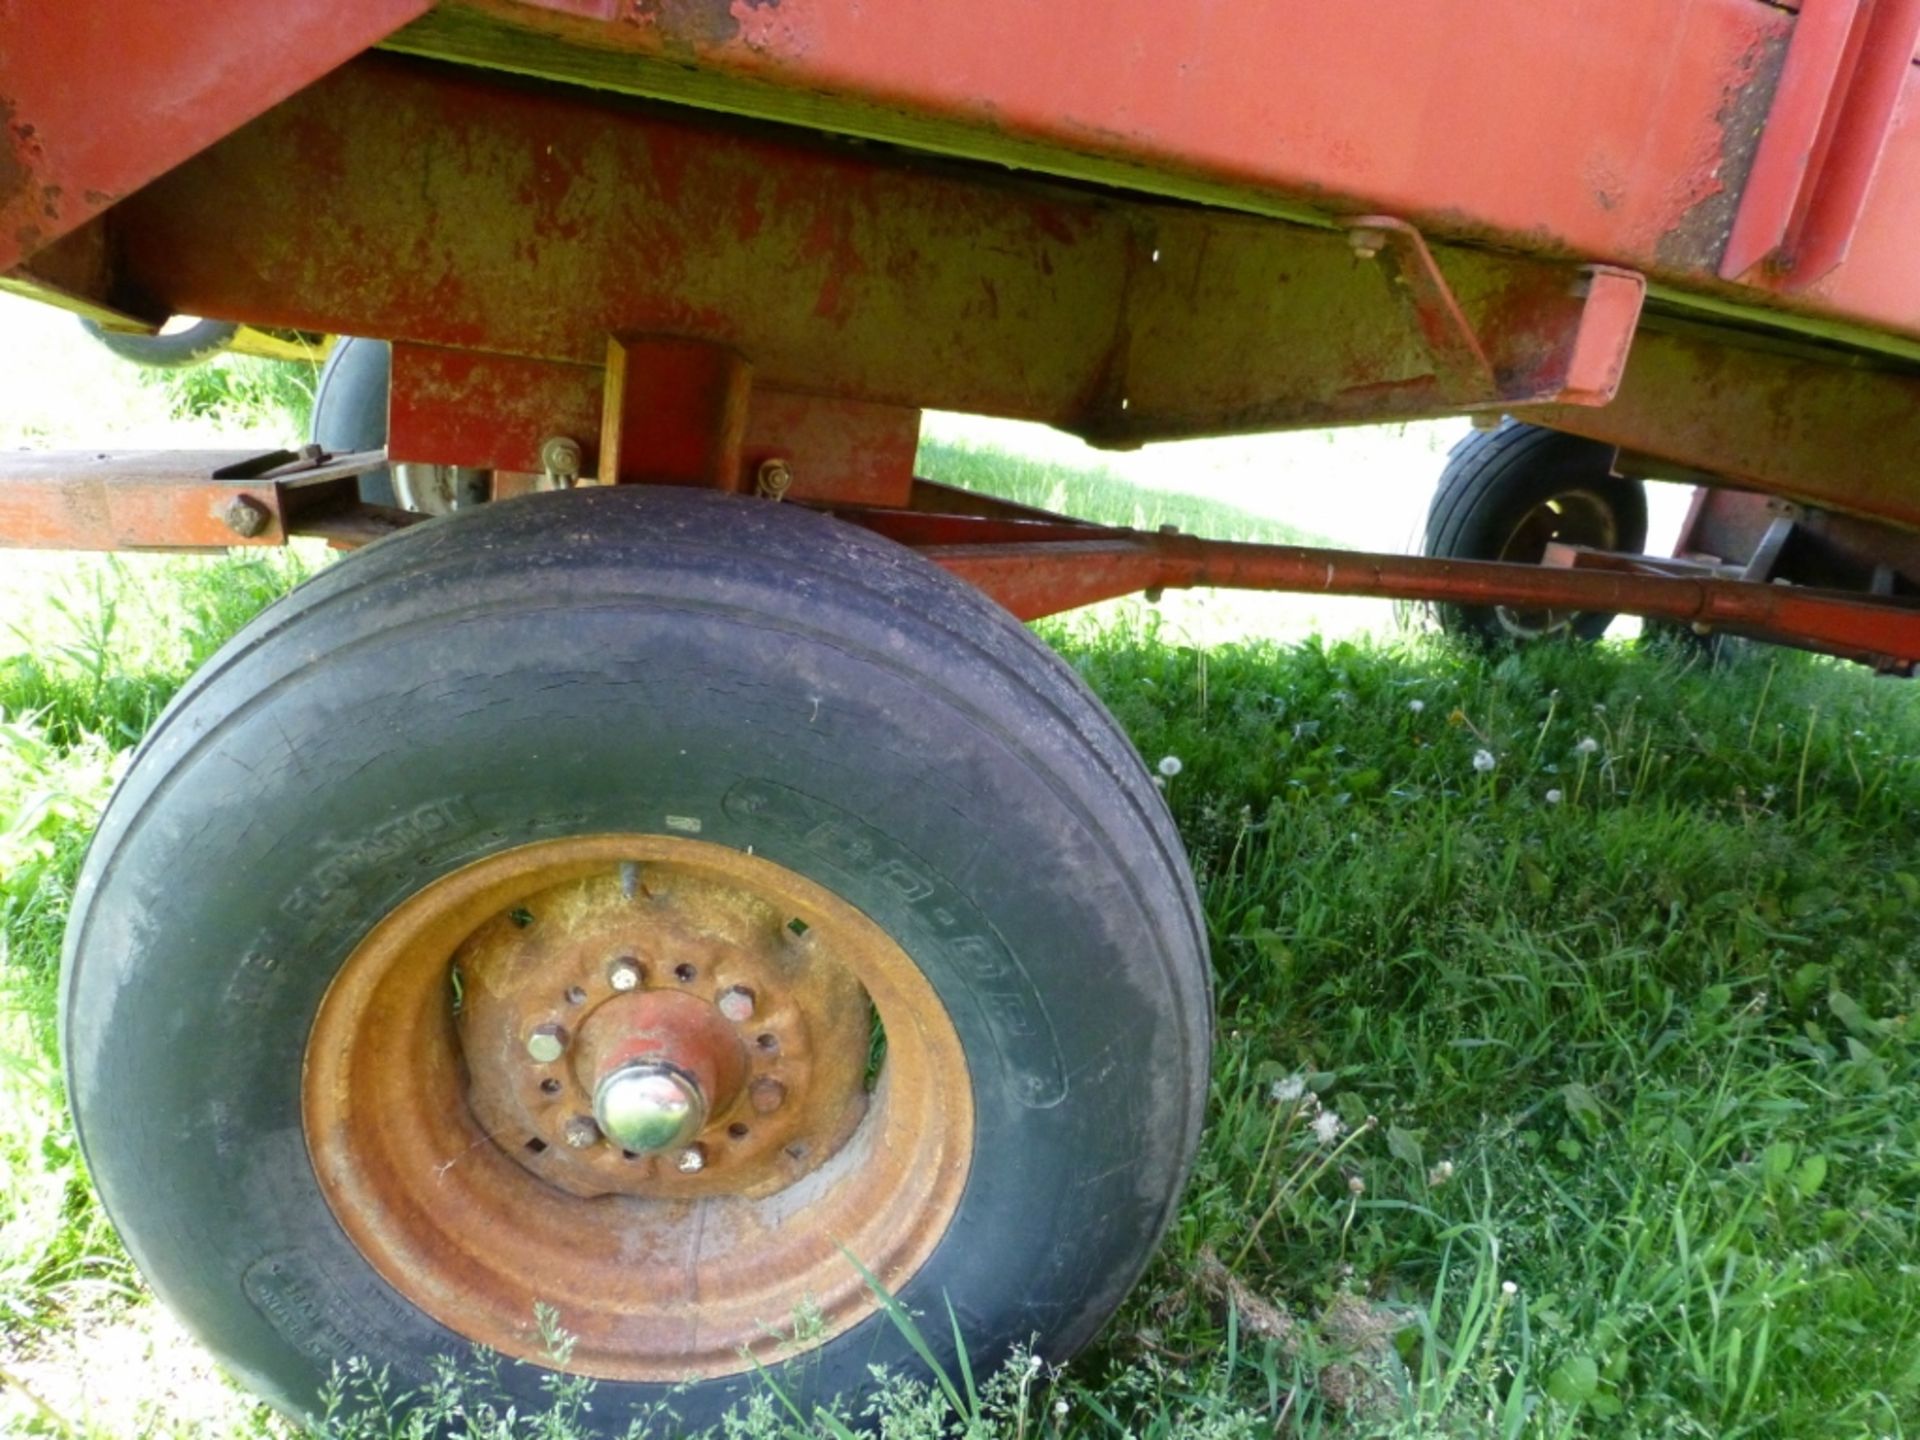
[63,491,1209,1431]
[1424,422,1649,644]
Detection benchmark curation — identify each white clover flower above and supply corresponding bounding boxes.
[1157,754,1183,777]
[1545,788,1563,805]
[1270,1074,1307,1105]
[1408,699,1425,713]
[1312,1110,1346,1145]
[1472,748,1496,773]
[1575,736,1600,755]
[1428,1159,1456,1188]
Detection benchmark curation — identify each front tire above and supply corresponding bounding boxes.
[62,487,1210,1431]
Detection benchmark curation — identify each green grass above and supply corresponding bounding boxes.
[1,422,1917,1434]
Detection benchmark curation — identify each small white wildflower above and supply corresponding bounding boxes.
[1575,736,1600,755]
[1312,1110,1346,1145]
[1408,698,1425,713]
[1270,1074,1307,1105]
[1427,1159,1456,1188]
[1501,1280,1519,1299]
[1157,754,1183,778]
[1472,748,1496,773]
[1053,1399,1069,1418]
[1544,788,1563,805]
[1028,1355,1044,1374]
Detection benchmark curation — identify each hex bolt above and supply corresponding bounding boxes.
[526,1022,569,1063]
[717,985,756,1023]
[1348,227,1387,260]
[220,495,271,538]
[564,1115,601,1149]
[539,435,584,490]
[607,957,643,992]
[676,1144,707,1174]
[750,1077,787,1115]
[755,457,793,501]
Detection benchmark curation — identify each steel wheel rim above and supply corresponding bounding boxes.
[1492,487,1622,638]
[303,834,973,1382]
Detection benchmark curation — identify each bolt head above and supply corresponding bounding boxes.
[564,1115,601,1149]
[594,1062,707,1154]
[676,1144,707,1174]
[607,958,642,992]
[220,495,270,538]
[717,985,756,1022]
[526,1023,569,1063]
[1348,228,1387,259]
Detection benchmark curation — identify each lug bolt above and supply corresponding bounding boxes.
[676,1144,707,1174]
[564,1115,601,1149]
[750,1077,787,1114]
[608,957,642,992]
[526,1023,569,1063]
[717,985,756,1022]
[755,457,793,500]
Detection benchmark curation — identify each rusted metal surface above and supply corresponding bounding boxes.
[0,448,387,551]
[385,0,1920,345]
[890,526,1920,672]
[86,60,1650,446]
[454,865,872,1200]
[1721,0,1920,287]
[0,0,432,275]
[599,335,753,488]
[387,344,920,504]
[303,834,972,1382]
[1533,326,1920,534]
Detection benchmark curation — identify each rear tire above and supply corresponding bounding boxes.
[1424,421,1647,643]
[62,487,1211,1433]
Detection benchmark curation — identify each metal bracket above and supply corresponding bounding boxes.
[1348,216,1645,410]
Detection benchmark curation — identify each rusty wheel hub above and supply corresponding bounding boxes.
[303,835,971,1381]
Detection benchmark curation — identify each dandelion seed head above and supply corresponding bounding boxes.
[1408,699,1425,713]
[1270,1074,1306,1105]
[1501,1280,1519,1299]
[1347,1174,1366,1196]
[1157,754,1183,778]
[1545,788,1563,805]
[1472,748,1496,773]
[1575,736,1600,755]
[1428,1159,1456,1188]
[1054,1399,1069,1418]
[1312,1110,1345,1145]
[1151,775,1165,790]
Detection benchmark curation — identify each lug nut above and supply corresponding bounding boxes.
[717,985,756,1022]
[676,1144,707,1174]
[526,1023,569,1063]
[564,1115,601,1149]
[607,957,642,992]
[750,1077,787,1115]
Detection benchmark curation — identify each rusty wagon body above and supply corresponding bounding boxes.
[3,1,1920,1428]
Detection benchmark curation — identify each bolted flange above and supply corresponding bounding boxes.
[593,1061,706,1154]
